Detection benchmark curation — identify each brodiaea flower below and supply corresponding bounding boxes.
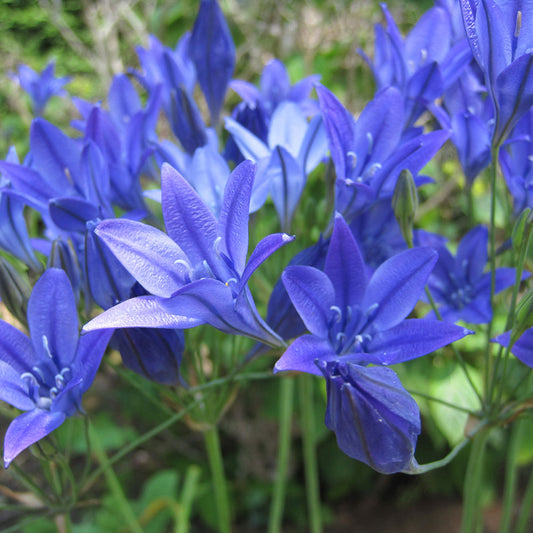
[274,214,471,472]
[0,269,112,467]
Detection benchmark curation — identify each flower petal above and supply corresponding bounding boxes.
[274,335,335,375]
[364,247,437,330]
[4,409,66,467]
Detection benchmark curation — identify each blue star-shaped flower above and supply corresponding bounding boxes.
[83,161,293,347]
[274,214,471,472]
[0,268,112,467]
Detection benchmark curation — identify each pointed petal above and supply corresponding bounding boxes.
[456,226,488,282]
[274,335,335,375]
[4,409,66,467]
[241,233,294,289]
[0,361,34,410]
[161,163,218,267]
[28,269,79,369]
[316,84,355,181]
[75,329,113,394]
[224,118,270,161]
[94,218,189,298]
[268,146,306,231]
[367,319,472,364]
[268,102,307,154]
[364,247,438,330]
[282,266,334,338]
[325,214,367,309]
[218,160,255,273]
[83,295,202,331]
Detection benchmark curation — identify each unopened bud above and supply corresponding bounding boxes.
[511,287,533,345]
[0,257,31,325]
[392,169,419,248]
[512,207,533,256]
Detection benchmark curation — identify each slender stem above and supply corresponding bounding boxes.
[425,287,483,404]
[203,425,232,533]
[514,463,533,533]
[88,422,143,533]
[82,398,202,493]
[461,430,490,533]
[500,420,524,533]
[299,375,322,533]
[268,376,295,533]
[484,146,500,410]
[175,465,201,533]
[409,389,478,414]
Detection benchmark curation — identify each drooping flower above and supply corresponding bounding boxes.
[317,360,421,474]
[0,268,112,467]
[83,161,293,347]
[274,214,471,473]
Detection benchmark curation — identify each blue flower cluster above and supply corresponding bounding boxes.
[0,0,531,475]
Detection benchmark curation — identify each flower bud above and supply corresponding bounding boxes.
[512,207,533,256]
[392,169,419,248]
[0,257,31,325]
[511,287,533,346]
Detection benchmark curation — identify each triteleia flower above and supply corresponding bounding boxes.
[83,161,292,347]
[225,101,327,231]
[274,214,471,472]
[460,0,533,143]
[427,226,523,323]
[0,268,112,467]
[189,0,235,125]
[317,360,421,474]
[10,61,70,116]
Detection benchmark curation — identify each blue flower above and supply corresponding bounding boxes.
[461,0,533,143]
[500,108,533,214]
[317,360,421,474]
[493,328,533,368]
[0,268,112,467]
[427,226,522,323]
[189,0,235,125]
[83,161,293,346]
[10,61,70,116]
[225,101,327,231]
[274,214,471,472]
[230,58,320,118]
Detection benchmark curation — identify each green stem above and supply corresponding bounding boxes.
[299,375,322,533]
[203,425,232,533]
[175,465,202,533]
[82,398,202,493]
[461,430,490,533]
[500,420,524,533]
[88,422,143,533]
[484,146,500,410]
[268,376,295,533]
[425,287,482,404]
[514,463,533,533]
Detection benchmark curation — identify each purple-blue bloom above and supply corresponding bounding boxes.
[274,214,471,472]
[10,61,70,116]
[500,108,533,213]
[317,360,421,474]
[189,0,235,125]
[225,101,327,231]
[0,268,112,467]
[493,328,533,367]
[460,0,533,143]
[83,161,293,347]
[426,226,521,323]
